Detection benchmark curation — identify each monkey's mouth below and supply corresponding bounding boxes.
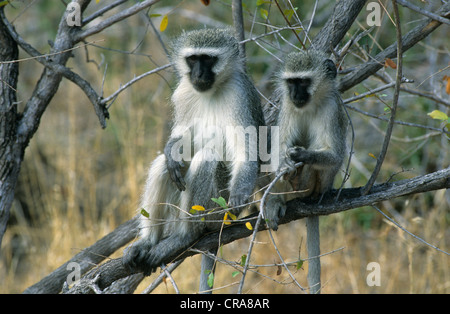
[292,98,309,108]
[192,80,214,92]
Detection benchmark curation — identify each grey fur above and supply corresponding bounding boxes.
[264,50,348,293]
[123,29,264,276]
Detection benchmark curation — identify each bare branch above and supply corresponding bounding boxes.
[232,0,246,61]
[56,167,450,293]
[75,0,162,42]
[82,0,128,26]
[101,63,171,107]
[397,0,450,26]
[312,0,368,53]
[362,0,403,195]
[339,2,450,92]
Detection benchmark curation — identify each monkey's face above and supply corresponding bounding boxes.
[281,50,338,109]
[185,54,218,92]
[286,77,312,108]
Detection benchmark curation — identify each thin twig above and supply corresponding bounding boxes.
[362,0,403,195]
[396,0,450,26]
[372,206,450,256]
[101,63,171,106]
[237,162,303,294]
[141,260,183,294]
[76,0,163,41]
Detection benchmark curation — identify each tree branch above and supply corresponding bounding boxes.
[23,217,140,294]
[312,0,368,53]
[56,167,449,293]
[339,2,450,92]
[362,0,403,195]
[75,0,162,41]
[397,0,450,26]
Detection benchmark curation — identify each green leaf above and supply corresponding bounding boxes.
[256,0,271,6]
[260,8,268,20]
[296,259,304,270]
[207,272,214,288]
[240,254,247,267]
[0,1,9,8]
[211,196,228,209]
[283,9,296,21]
[428,110,448,121]
[232,271,240,277]
[140,208,149,218]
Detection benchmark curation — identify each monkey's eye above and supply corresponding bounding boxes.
[286,78,311,88]
[186,55,218,68]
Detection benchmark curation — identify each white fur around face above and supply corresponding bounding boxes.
[177,47,232,76]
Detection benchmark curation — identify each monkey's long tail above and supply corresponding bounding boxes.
[198,251,216,294]
[307,215,321,294]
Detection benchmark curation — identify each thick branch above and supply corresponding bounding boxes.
[23,217,139,294]
[312,0,368,53]
[61,168,449,293]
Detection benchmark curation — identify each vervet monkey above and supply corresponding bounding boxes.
[264,50,347,294]
[123,29,265,280]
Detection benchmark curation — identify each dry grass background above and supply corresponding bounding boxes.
[0,1,448,294]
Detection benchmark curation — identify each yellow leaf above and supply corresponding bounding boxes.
[223,213,231,225]
[160,15,168,32]
[368,153,377,159]
[228,211,237,220]
[96,0,100,3]
[428,110,448,121]
[245,222,253,230]
[192,205,205,211]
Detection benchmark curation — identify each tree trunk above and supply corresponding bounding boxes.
[0,7,21,248]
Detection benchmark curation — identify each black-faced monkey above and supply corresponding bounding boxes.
[123,29,265,280]
[265,50,348,294]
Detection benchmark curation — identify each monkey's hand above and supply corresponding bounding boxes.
[264,195,286,231]
[287,146,311,164]
[228,191,250,215]
[166,157,186,191]
[277,152,299,179]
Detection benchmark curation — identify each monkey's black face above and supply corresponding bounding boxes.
[286,78,312,108]
[186,54,218,92]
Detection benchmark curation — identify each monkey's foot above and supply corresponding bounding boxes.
[264,196,287,231]
[123,235,192,276]
[122,239,159,275]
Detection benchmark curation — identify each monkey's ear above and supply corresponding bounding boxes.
[324,59,337,79]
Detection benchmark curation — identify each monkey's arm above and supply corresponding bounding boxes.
[228,160,259,210]
[287,146,342,169]
[164,136,186,191]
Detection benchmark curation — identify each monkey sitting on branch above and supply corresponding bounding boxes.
[264,50,348,294]
[123,29,266,277]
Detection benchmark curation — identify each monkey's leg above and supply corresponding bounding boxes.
[139,150,221,273]
[123,154,180,273]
